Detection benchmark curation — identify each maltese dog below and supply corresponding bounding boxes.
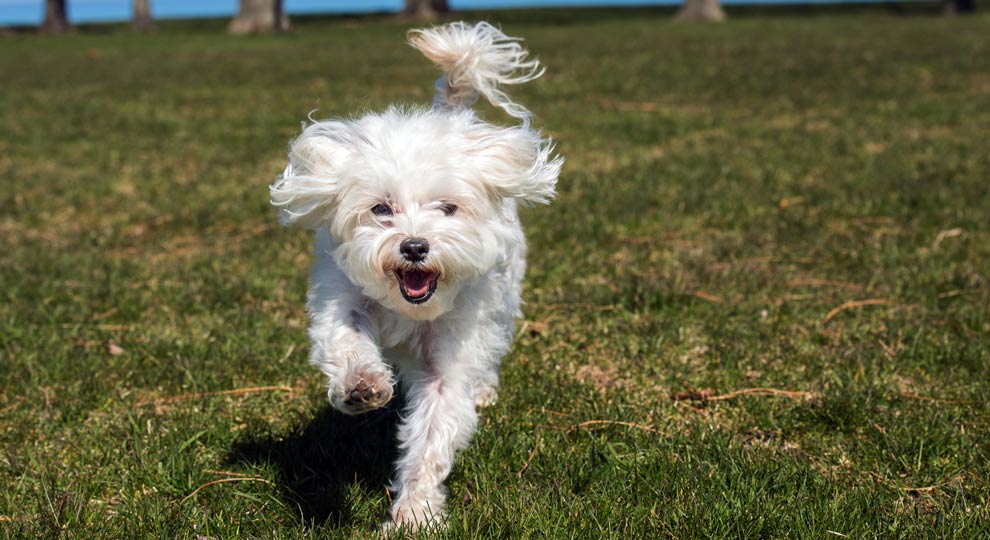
[270,21,562,531]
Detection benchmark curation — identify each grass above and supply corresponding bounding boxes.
[2,7,989,539]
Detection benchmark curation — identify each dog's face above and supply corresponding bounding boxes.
[271,108,561,320]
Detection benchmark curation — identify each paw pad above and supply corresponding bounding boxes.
[335,370,393,415]
[345,380,386,406]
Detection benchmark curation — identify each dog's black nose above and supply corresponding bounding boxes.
[399,237,430,262]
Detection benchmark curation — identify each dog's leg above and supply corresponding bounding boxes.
[472,368,500,408]
[309,311,394,416]
[308,238,394,415]
[386,333,480,531]
[472,257,524,409]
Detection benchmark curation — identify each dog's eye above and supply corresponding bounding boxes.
[439,204,457,216]
[371,204,393,217]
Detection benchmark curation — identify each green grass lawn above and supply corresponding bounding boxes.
[2,8,989,538]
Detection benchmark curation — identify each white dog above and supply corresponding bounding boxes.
[270,22,562,531]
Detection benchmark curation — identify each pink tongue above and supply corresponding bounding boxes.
[402,270,434,297]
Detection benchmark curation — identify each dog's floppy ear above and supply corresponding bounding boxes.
[270,121,353,228]
[469,124,563,206]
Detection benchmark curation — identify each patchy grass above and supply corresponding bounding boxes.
[2,9,989,539]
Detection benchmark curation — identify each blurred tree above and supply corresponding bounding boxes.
[943,0,975,13]
[41,0,70,33]
[675,0,726,21]
[133,0,155,32]
[403,0,450,21]
[230,0,290,34]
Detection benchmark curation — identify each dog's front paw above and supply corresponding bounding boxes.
[331,367,394,415]
[474,384,498,408]
[383,498,445,535]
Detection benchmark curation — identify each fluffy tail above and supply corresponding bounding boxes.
[408,21,544,121]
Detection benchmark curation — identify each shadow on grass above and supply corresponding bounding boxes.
[227,402,401,528]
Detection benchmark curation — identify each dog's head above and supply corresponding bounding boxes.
[271,107,561,320]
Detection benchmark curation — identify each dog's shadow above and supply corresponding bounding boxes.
[226,401,401,527]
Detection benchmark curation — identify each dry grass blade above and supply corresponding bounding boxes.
[58,323,132,331]
[517,431,541,478]
[877,473,967,493]
[179,476,277,504]
[0,398,24,415]
[822,298,892,325]
[932,227,963,250]
[568,420,662,435]
[895,392,974,404]
[542,302,618,312]
[673,387,818,402]
[204,469,256,477]
[937,288,983,299]
[787,277,864,290]
[135,385,294,407]
[690,291,724,304]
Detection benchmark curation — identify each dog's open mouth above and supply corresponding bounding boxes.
[396,269,439,304]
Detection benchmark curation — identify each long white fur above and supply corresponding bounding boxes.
[409,21,545,120]
[269,22,562,532]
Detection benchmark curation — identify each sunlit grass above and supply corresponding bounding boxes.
[1,9,989,538]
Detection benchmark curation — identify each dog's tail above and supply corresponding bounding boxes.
[408,21,544,122]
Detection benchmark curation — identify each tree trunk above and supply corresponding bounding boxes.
[402,0,450,21]
[943,0,975,14]
[675,0,726,21]
[133,0,155,32]
[229,0,289,34]
[40,0,69,33]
